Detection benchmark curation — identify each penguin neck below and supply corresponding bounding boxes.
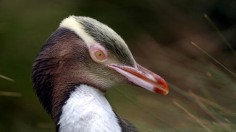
[58,84,122,132]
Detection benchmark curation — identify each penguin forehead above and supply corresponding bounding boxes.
[59,16,135,66]
[59,16,125,46]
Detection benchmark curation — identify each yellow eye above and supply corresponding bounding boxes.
[95,50,106,60]
[89,44,107,62]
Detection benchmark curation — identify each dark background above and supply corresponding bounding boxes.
[0,0,236,131]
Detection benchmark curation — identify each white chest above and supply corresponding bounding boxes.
[58,85,121,132]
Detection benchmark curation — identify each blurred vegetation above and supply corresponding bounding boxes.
[0,0,236,131]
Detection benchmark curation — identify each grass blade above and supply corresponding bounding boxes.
[203,14,236,56]
[173,100,212,132]
[0,74,14,82]
[191,42,236,77]
[0,91,21,97]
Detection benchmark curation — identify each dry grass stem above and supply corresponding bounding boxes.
[203,14,236,56]
[114,88,180,131]
[0,74,14,82]
[0,91,21,97]
[189,91,234,132]
[170,83,235,115]
[191,42,236,77]
[173,100,212,132]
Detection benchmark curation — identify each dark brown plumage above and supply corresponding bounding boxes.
[33,16,168,132]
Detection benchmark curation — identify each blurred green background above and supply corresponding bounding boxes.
[0,0,236,131]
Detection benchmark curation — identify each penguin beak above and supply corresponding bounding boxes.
[108,64,169,95]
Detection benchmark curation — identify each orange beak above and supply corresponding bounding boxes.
[108,64,169,95]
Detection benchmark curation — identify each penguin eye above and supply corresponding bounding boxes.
[95,50,106,61]
[89,44,108,62]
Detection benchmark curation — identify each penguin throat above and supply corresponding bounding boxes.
[58,84,121,132]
